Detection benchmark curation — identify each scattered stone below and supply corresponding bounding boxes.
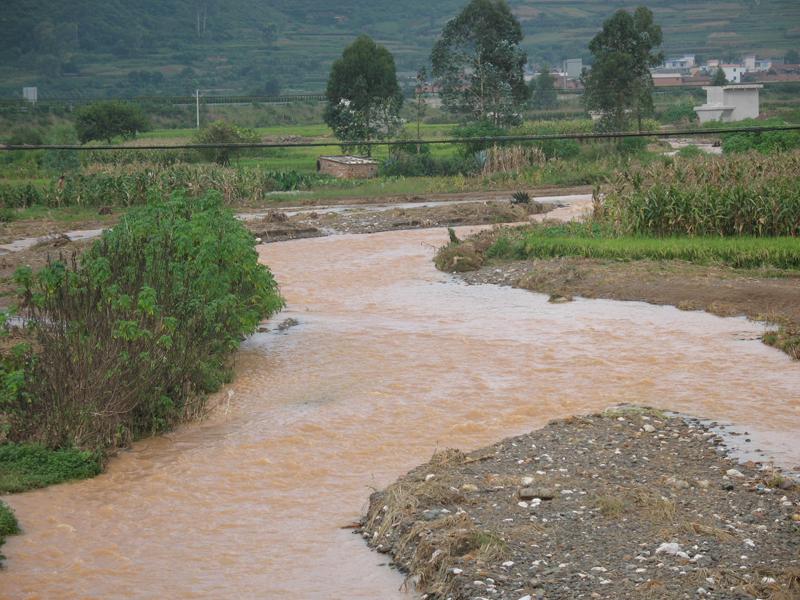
[643,424,656,433]
[726,469,745,478]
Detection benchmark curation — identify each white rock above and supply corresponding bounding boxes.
[590,566,607,572]
[521,476,534,485]
[761,576,777,585]
[726,469,745,478]
[599,579,612,585]
[643,424,656,433]
[425,473,436,481]
[502,561,514,567]
[655,542,683,555]
[451,568,463,575]
[744,538,755,547]
[518,501,529,508]
[517,596,532,600]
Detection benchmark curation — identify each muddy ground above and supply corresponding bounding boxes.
[360,407,800,600]
[245,199,555,242]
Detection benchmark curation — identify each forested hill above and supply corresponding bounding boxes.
[1,0,799,98]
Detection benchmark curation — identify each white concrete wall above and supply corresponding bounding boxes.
[722,66,742,83]
[724,88,760,120]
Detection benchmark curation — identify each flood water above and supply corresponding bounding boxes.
[2,227,799,599]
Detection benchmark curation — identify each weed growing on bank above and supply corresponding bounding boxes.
[0,444,101,493]
[0,499,20,562]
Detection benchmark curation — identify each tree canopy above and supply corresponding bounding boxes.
[581,7,663,131]
[74,101,149,143]
[711,67,728,86]
[324,35,403,155]
[531,65,558,109]
[431,0,529,126]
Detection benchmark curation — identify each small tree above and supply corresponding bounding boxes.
[431,0,529,126]
[414,67,428,140]
[324,35,403,155]
[194,121,260,165]
[711,67,728,86]
[74,101,149,144]
[786,49,800,65]
[531,65,558,109]
[581,7,663,132]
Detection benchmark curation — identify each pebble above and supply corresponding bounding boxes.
[655,542,683,556]
[726,469,745,478]
[643,424,656,433]
[462,483,479,492]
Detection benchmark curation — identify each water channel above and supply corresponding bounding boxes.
[2,226,799,598]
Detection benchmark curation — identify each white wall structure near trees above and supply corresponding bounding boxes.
[694,85,762,123]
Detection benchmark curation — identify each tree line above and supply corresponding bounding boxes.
[324,0,664,153]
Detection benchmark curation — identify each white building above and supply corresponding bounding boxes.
[563,58,583,79]
[664,54,695,70]
[22,87,37,103]
[694,84,762,123]
[720,64,744,83]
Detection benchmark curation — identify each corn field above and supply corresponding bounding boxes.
[0,164,321,208]
[597,150,800,237]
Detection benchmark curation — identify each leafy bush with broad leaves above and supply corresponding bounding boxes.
[6,191,283,450]
[193,120,261,165]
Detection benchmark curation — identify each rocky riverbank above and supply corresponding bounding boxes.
[360,407,799,600]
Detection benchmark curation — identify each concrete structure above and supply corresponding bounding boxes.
[22,87,37,103]
[317,155,378,179]
[563,58,583,79]
[694,84,762,123]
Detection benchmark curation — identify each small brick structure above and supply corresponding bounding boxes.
[316,155,379,179]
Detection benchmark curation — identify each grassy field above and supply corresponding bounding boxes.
[487,229,800,269]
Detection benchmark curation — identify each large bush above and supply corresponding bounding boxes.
[6,192,283,450]
[193,121,260,165]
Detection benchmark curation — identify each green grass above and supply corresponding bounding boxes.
[488,228,800,270]
[0,444,102,494]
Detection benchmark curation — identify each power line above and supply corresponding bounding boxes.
[1,125,798,152]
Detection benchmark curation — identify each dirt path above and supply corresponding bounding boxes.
[361,407,800,600]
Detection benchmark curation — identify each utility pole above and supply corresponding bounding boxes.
[196,89,200,129]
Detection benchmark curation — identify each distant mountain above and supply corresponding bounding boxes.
[1,0,798,98]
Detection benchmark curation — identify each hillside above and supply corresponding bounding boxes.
[1,0,799,98]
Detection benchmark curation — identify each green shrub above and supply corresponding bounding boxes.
[0,499,19,562]
[453,121,508,156]
[8,191,284,450]
[0,444,101,493]
[193,120,260,165]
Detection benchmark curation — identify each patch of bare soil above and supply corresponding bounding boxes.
[245,201,555,242]
[360,407,800,600]
[457,257,800,359]
[0,238,90,308]
[0,213,118,244]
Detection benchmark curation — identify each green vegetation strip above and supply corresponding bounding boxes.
[0,499,19,560]
[0,444,101,494]
[488,232,800,270]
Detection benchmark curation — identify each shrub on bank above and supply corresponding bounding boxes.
[0,499,19,561]
[5,191,283,450]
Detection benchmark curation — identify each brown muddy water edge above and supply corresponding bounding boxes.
[439,229,800,360]
[360,406,800,600]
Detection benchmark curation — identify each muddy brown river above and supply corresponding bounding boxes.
[2,227,799,599]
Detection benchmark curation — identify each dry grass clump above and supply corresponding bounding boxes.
[695,567,800,600]
[596,494,628,518]
[482,145,546,175]
[434,241,485,272]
